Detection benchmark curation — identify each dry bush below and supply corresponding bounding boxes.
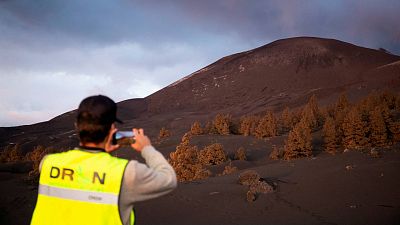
[213,114,232,135]
[249,180,273,194]
[198,143,227,166]
[246,190,256,202]
[269,145,283,160]
[238,170,273,202]
[234,147,247,160]
[239,115,259,136]
[169,133,211,182]
[0,144,23,163]
[246,180,274,202]
[171,162,211,182]
[238,170,260,186]
[220,163,238,176]
[190,121,203,135]
[25,145,58,183]
[370,148,381,158]
[158,127,171,139]
[0,144,23,162]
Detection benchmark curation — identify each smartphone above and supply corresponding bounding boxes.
[112,131,135,145]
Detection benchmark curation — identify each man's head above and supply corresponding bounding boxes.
[76,95,122,144]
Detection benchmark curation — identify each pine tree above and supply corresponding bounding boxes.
[379,90,397,109]
[213,114,231,135]
[358,91,380,122]
[335,92,350,112]
[333,93,351,146]
[203,121,214,134]
[379,101,400,143]
[307,94,320,116]
[319,106,330,123]
[279,107,292,133]
[378,103,398,144]
[388,121,400,143]
[283,119,312,160]
[301,105,318,130]
[342,107,368,149]
[368,106,388,147]
[395,93,400,111]
[291,108,302,127]
[323,117,337,155]
[255,111,277,138]
[239,115,259,136]
[301,94,320,129]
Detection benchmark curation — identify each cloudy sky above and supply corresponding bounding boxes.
[0,0,399,127]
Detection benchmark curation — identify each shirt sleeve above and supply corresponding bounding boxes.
[120,145,177,203]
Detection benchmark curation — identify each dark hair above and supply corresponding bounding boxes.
[77,117,112,144]
[76,95,121,144]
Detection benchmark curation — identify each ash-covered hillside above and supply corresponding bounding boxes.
[1,37,399,152]
[146,37,400,114]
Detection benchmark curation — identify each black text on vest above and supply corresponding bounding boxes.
[50,166,106,185]
[50,166,74,181]
[92,171,106,184]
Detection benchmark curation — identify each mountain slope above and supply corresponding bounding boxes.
[146,37,399,115]
[1,37,399,151]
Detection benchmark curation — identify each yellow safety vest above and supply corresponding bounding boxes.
[31,149,135,225]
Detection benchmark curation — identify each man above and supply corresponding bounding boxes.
[31,95,177,225]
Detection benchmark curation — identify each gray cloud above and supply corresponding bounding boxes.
[138,0,400,53]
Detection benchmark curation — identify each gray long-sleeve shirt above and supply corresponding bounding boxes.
[119,146,177,224]
[39,146,177,225]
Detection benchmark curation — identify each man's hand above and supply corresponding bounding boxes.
[131,128,151,152]
[105,125,120,153]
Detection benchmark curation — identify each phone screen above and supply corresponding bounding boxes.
[112,131,135,145]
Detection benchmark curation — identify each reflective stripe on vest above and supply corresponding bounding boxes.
[38,184,119,204]
[30,149,135,225]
